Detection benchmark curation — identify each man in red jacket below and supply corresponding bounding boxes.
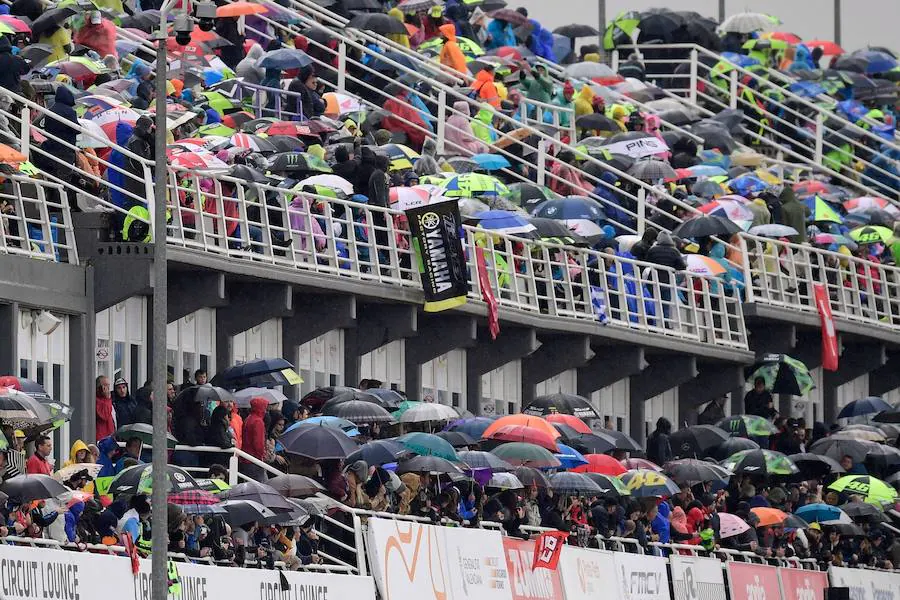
[240,397,268,482]
[25,435,53,475]
[94,376,116,441]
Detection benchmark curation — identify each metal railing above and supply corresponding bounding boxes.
[0,174,78,264]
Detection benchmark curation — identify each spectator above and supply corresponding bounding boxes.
[839,455,866,475]
[0,36,26,94]
[95,375,116,441]
[112,377,138,427]
[241,397,269,482]
[288,65,325,119]
[519,63,553,104]
[438,24,468,75]
[470,64,501,108]
[25,435,53,475]
[744,377,776,419]
[224,397,243,450]
[194,369,208,386]
[646,417,673,466]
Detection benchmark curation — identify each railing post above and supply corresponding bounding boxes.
[337,41,347,94]
[536,139,547,186]
[19,106,29,158]
[611,50,619,72]
[814,113,824,164]
[729,69,738,109]
[689,49,698,104]
[143,165,155,238]
[740,236,755,303]
[636,186,646,235]
[436,89,446,155]
[228,451,239,486]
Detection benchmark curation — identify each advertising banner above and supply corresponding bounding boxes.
[443,526,512,600]
[670,554,727,600]
[406,200,467,312]
[779,568,828,600]
[557,545,616,600]
[502,537,565,600]
[614,551,670,600]
[727,562,783,600]
[600,136,669,159]
[829,565,900,600]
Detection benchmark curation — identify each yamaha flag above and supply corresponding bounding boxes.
[406,200,468,312]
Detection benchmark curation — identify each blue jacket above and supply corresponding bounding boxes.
[64,502,84,542]
[107,122,134,210]
[486,20,516,49]
[97,436,120,478]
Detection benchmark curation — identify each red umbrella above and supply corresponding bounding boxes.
[621,457,662,471]
[299,119,337,135]
[168,489,219,505]
[544,413,592,434]
[793,180,830,195]
[0,15,30,33]
[486,425,559,452]
[262,121,315,136]
[805,40,844,56]
[573,454,627,475]
[495,46,522,61]
[768,31,802,44]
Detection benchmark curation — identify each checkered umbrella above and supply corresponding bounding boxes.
[168,489,220,505]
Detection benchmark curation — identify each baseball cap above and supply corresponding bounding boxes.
[808,522,821,531]
[13,430,24,438]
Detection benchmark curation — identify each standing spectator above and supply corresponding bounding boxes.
[73,11,116,59]
[0,36,27,94]
[519,63,553,105]
[241,397,268,481]
[646,232,686,317]
[194,369,208,386]
[95,375,116,441]
[224,398,243,450]
[470,64,500,108]
[25,435,53,475]
[34,86,79,210]
[646,417,673,466]
[288,65,325,119]
[438,24,468,76]
[206,406,235,466]
[744,377,776,418]
[215,16,244,70]
[112,377,138,427]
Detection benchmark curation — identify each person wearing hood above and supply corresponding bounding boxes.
[646,232,686,316]
[651,500,671,544]
[74,11,115,59]
[0,36,26,93]
[485,17,516,50]
[241,397,268,482]
[64,439,91,467]
[331,145,358,182]
[519,63,553,105]
[382,87,428,148]
[445,3,475,40]
[526,19,554,61]
[95,436,121,480]
[446,100,488,155]
[386,8,410,48]
[779,185,809,243]
[35,86,78,179]
[438,23,468,76]
[215,16,244,69]
[647,417,673,466]
[470,64,500,108]
[205,405,235,465]
[574,84,595,117]
[236,43,265,83]
[288,64,325,119]
[133,384,154,425]
[38,23,72,63]
[282,399,302,428]
[354,146,379,197]
[471,103,498,146]
[94,375,116,441]
[123,115,153,207]
[112,377,138,428]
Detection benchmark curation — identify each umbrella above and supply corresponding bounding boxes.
[834,426,886,443]
[554,443,589,469]
[603,10,641,49]
[595,429,643,453]
[397,432,459,461]
[544,414,592,434]
[862,444,900,471]
[398,402,460,423]
[788,453,845,478]
[685,254,727,277]
[395,455,464,475]
[53,463,103,483]
[572,454,627,475]
[620,469,680,497]
[221,480,297,511]
[575,113,620,131]
[216,2,267,17]
[849,225,893,244]
[485,472,524,490]
[31,6,78,38]
[458,450,513,471]
[0,386,54,428]
[567,432,618,455]
[486,425,559,452]
[487,8,529,26]
[232,387,287,408]
[669,425,730,458]
[323,399,394,424]
[471,153,511,171]
[445,417,495,438]
[549,472,601,496]
[115,423,177,448]
[829,475,898,503]
[721,449,799,476]
[581,473,630,499]
[219,499,276,526]
[434,431,476,447]
[751,507,805,528]
[672,215,741,239]
[806,40,845,56]
[718,12,777,34]
[746,354,814,396]
[482,414,560,439]
[692,180,726,199]
[211,357,300,389]
[708,436,760,460]
[621,457,661,471]
[491,442,561,468]
[838,397,892,420]
[229,133,278,153]
[718,512,752,538]
[514,466,551,488]
[718,415,779,438]
[258,48,312,70]
[522,393,599,419]
[809,437,874,462]
[108,464,200,497]
[531,196,606,223]
[873,407,900,424]
[554,24,599,38]
[663,459,731,484]
[506,182,560,210]
[471,210,536,236]
[76,118,112,149]
[266,474,325,497]
[278,423,358,459]
[306,386,388,411]
[748,224,799,237]
[1,474,68,503]
[174,384,235,407]
[795,503,848,524]
[346,440,409,465]
[439,173,508,198]
[841,501,888,521]
[628,159,677,182]
[268,152,332,174]
[348,12,407,34]
[171,151,229,171]
[167,489,220,505]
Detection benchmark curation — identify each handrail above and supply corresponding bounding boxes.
[0,174,78,264]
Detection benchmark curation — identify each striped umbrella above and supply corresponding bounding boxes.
[229,133,277,152]
[171,152,229,171]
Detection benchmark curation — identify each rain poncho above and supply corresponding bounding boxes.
[107,121,134,210]
[125,58,151,96]
[485,19,516,49]
[526,20,554,61]
[519,69,553,104]
[445,100,488,155]
[74,18,116,59]
[382,89,429,149]
[574,85,595,117]
[471,68,500,108]
[386,8,410,48]
[236,43,265,83]
[471,104,497,145]
[39,26,72,64]
[439,24,468,75]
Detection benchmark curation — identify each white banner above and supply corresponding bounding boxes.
[613,551,670,600]
[557,545,616,600]
[670,554,727,600]
[367,517,512,600]
[829,566,900,600]
[601,137,669,159]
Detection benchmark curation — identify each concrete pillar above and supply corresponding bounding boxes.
[68,310,96,443]
[343,303,417,388]
[869,352,900,397]
[0,302,18,377]
[679,363,745,427]
[465,328,539,415]
[823,343,887,423]
[521,335,593,406]
[404,314,476,399]
[629,355,698,444]
[215,282,293,373]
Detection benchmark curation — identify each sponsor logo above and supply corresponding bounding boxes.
[745,575,766,600]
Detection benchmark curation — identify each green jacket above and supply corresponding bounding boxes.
[472,106,497,145]
[519,71,553,104]
[779,187,809,243]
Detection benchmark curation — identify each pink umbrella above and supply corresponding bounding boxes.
[718,512,752,538]
[389,186,430,210]
[171,152,228,171]
[621,457,661,471]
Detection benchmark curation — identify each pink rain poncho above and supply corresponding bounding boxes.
[445,101,488,155]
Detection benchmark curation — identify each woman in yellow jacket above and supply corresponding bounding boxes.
[62,439,95,494]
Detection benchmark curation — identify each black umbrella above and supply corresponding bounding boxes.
[809,437,873,462]
[267,135,306,152]
[346,440,409,465]
[458,450,514,471]
[657,109,697,127]
[395,455,463,475]
[323,399,394,424]
[688,122,737,152]
[267,152,332,174]
[575,113,620,131]
[121,10,163,32]
[366,388,405,409]
[841,501,888,522]
[304,386,387,411]
[663,458,732,484]
[594,428,643,452]
[221,481,297,512]
[552,423,585,441]
[370,51,417,74]
[19,44,56,68]
[672,215,742,238]
[514,466,551,488]
[706,436,759,460]
[278,423,359,460]
[873,406,900,424]
[220,499,276,526]
[549,472,602,495]
[1,474,68,503]
[115,423,178,448]
[635,9,684,43]
[507,182,558,211]
[823,523,865,537]
[522,393,599,419]
[338,0,381,11]
[628,159,677,182]
[582,473,630,499]
[788,453,845,478]
[266,474,325,497]
[863,443,900,472]
[211,357,299,389]
[173,384,235,406]
[568,432,617,454]
[347,12,407,34]
[434,431,476,447]
[670,425,730,458]
[31,6,78,38]
[527,218,584,245]
[108,464,200,497]
[553,24,599,38]
[228,164,271,184]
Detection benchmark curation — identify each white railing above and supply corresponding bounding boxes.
[0,174,78,264]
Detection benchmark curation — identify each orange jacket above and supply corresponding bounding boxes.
[471,69,500,108]
[438,24,468,75]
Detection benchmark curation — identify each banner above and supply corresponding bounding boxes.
[669,554,727,600]
[727,562,783,600]
[502,537,565,600]
[779,567,828,600]
[531,532,568,570]
[599,136,669,159]
[829,565,900,600]
[557,545,616,600]
[614,551,670,600]
[406,201,468,312]
[444,526,512,600]
[476,246,500,340]
[813,283,839,371]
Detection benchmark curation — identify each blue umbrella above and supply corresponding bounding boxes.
[471,153,511,171]
[721,52,760,68]
[788,81,827,98]
[473,210,537,235]
[837,396,893,419]
[445,417,495,438]
[553,443,588,470]
[699,150,731,169]
[728,174,770,196]
[795,503,848,524]
[532,196,606,223]
[854,50,897,74]
[258,48,312,69]
[685,165,728,177]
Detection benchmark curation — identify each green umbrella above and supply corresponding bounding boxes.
[718,415,779,437]
[850,226,893,244]
[418,36,484,57]
[439,173,509,198]
[720,449,799,476]
[391,400,423,418]
[747,354,814,396]
[742,38,790,52]
[491,442,562,468]
[620,469,680,497]
[829,475,897,504]
[603,10,640,50]
[115,423,178,448]
[808,196,843,223]
[397,432,459,462]
[197,123,236,137]
[200,91,237,116]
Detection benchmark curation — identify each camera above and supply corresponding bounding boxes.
[173,14,193,47]
[195,1,216,32]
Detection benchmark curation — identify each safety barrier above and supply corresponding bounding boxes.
[0,174,78,264]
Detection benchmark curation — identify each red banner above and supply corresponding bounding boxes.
[727,562,783,600]
[778,567,828,600]
[531,531,567,570]
[476,246,500,340]
[502,537,565,600]
[813,283,839,371]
